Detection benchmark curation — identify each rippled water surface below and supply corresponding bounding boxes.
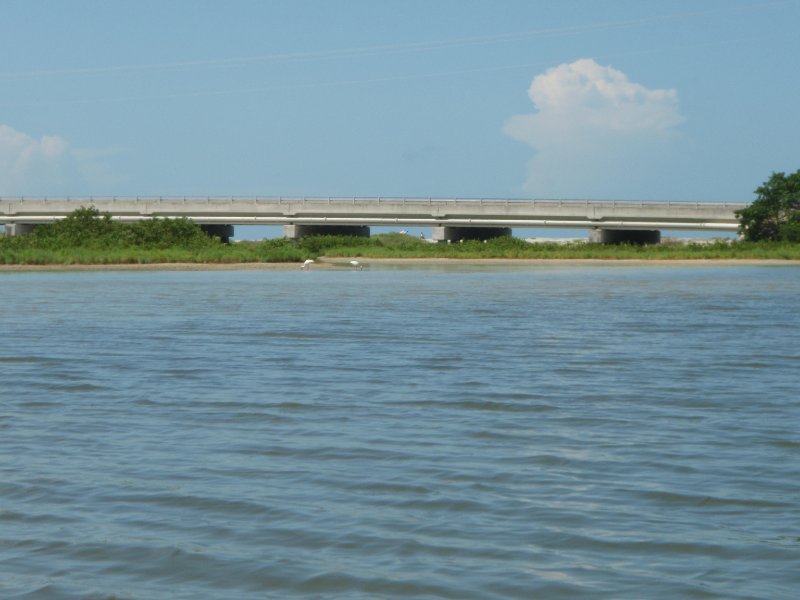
[1,264,799,599]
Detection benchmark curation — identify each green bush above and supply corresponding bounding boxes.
[130,217,217,248]
[296,234,374,254]
[30,206,130,248]
[3,207,800,265]
[779,218,800,243]
[15,207,222,250]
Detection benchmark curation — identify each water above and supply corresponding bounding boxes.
[1,264,798,599]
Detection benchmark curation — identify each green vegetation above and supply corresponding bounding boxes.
[0,207,309,265]
[16,207,220,250]
[736,170,800,241]
[296,233,800,260]
[2,206,800,265]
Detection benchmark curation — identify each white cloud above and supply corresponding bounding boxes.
[0,124,75,195]
[503,59,685,198]
[0,124,122,196]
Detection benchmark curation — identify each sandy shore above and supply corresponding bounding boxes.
[0,261,305,272]
[325,257,800,267]
[1,257,799,271]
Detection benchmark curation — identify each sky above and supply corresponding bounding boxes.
[1,0,798,205]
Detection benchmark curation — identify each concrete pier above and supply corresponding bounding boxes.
[589,228,661,245]
[431,226,512,243]
[199,224,234,243]
[4,223,37,237]
[283,224,370,239]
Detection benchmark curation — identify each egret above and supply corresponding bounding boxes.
[349,260,363,271]
[302,259,314,270]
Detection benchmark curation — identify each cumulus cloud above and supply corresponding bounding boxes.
[503,59,685,198]
[0,124,119,196]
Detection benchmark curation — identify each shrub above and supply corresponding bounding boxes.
[31,206,130,248]
[779,218,800,243]
[130,218,217,248]
[737,170,800,241]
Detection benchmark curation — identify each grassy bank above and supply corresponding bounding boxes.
[2,209,799,264]
[0,210,312,264]
[0,238,312,265]
[303,234,800,260]
[3,232,800,264]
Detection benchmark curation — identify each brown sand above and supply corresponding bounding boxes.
[1,257,798,272]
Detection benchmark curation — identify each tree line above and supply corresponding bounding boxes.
[5,207,220,249]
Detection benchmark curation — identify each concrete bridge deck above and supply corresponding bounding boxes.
[1,197,746,229]
[2,197,748,243]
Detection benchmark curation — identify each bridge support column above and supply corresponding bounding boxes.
[431,226,512,243]
[200,224,234,243]
[283,224,370,239]
[589,228,661,245]
[4,223,38,237]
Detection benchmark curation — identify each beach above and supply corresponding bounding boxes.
[1,257,799,271]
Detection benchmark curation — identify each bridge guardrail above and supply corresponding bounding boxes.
[0,196,748,210]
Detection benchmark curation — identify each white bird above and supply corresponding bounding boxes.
[399,229,408,235]
[302,259,314,270]
[349,260,363,271]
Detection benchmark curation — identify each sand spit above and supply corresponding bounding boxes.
[325,257,800,267]
[0,262,311,272]
[1,257,799,272]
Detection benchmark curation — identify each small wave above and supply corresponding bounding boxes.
[15,400,59,408]
[638,489,792,509]
[231,444,418,464]
[437,399,559,413]
[342,480,432,496]
[768,438,800,449]
[159,368,207,379]
[0,356,64,365]
[0,510,77,525]
[0,482,73,504]
[242,331,330,340]
[97,492,283,519]
[297,570,456,598]
[183,399,293,412]
[7,583,130,600]
[39,383,110,393]
[390,496,489,513]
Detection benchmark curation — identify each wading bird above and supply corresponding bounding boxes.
[302,259,314,270]
[349,260,363,271]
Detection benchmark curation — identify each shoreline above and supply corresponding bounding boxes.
[325,257,800,267]
[1,257,799,272]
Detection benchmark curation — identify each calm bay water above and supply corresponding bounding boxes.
[1,264,799,599]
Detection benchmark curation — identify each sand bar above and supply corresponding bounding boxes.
[1,257,799,272]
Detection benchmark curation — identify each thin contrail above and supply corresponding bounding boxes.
[0,35,767,109]
[0,0,791,82]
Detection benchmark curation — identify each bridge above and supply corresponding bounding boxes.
[1,197,747,243]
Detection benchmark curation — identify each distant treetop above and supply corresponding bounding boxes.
[736,170,800,242]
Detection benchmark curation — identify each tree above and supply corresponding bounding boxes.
[130,217,215,248]
[736,170,800,241]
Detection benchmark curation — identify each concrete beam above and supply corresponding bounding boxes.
[589,228,661,245]
[431,226,512,242]
[0,198,747,232]
[283,224,370,239]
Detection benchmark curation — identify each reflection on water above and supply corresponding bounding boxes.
[1,265,799,599]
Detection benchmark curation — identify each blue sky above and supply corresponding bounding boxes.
[1,0,798,204]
